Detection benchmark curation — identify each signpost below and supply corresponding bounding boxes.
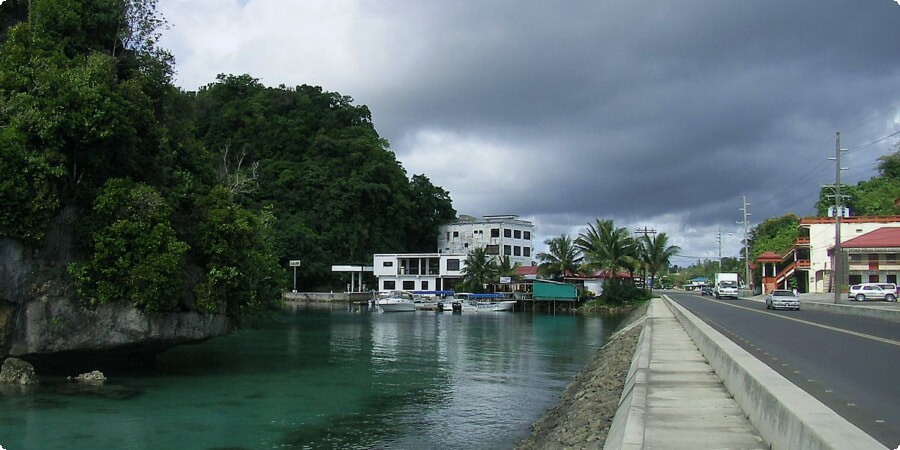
[289,260,301,292]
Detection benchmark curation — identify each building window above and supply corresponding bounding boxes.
[887,253,898,263]
[514,246,521,256]
[849,275,862,285]
[403,280,415,290]
[514,230,521,239]
[464,243,469,248]
[485,245,499,255]
[383,261,393,267]
[447,259,460,271]
[422,281,429,290]
[491,228,500,238]
[523,247,531,257]
[504,229,512,238]
[524,231,531,240]
[453,231,459,238]
[383,280,396,290]
[446,232,450,240]
[504,245,511,255]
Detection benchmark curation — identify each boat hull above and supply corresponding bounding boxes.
[379,302,416,312]
[476,300,517,312]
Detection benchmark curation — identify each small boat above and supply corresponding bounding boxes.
[443,293,516,312]
[475,300,517,312]
[376,291,417,312]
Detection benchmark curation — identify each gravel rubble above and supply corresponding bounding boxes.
[515,301,650,450]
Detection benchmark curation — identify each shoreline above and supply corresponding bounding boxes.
[515,301,650,449]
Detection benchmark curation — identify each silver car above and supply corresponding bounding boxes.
[848,283,897,302]
[766,289,800,310]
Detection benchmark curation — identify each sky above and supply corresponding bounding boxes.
[158,0,900,267]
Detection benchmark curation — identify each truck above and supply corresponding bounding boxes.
[714,273,739,299]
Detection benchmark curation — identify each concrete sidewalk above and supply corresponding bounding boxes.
[605,298,765,449]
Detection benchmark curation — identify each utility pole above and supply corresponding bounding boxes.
[716,227,734,270]
[634,227,657,238]
[738,197,751,292]
[828,132,848,304]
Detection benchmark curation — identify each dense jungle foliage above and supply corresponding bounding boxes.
[0,0,456,320]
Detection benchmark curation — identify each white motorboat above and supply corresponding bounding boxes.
[376,291,417,312]
[475,300,517,312]
[444,293,516,312]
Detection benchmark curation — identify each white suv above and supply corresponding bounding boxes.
[848,283,898,302]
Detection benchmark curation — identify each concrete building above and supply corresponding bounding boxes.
[372,253,467,293]
[773,216,900,293]
[437,215,535,267]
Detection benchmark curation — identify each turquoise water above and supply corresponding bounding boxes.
[0,303,626,449]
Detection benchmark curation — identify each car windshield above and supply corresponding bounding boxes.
[772,290,794,297]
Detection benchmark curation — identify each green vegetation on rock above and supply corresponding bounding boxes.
[0,0,455,320]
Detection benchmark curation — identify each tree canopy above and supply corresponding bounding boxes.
[0,0,455,318]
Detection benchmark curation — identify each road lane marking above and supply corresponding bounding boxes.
[690,296,900,347]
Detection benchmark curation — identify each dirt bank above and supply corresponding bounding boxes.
[515,301,649,449]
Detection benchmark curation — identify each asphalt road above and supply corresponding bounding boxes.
[667,291,900,448]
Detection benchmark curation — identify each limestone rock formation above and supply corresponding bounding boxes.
[0,227,234,373]
[0,357,39,385]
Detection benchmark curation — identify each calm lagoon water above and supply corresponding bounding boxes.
[0,303,626,449]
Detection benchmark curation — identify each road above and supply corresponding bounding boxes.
[667,291,900,447]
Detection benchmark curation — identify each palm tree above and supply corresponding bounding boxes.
[496,255,523,282]
[536,234,582,280]
[639,233,681,295]
[460,247,498,293]
[575,219,638,287]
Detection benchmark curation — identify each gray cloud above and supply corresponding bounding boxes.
[159,0,900,260]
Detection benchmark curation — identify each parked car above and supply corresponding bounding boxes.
[848,283,898,302]
[766,289,800,310]
[700,286,713,296]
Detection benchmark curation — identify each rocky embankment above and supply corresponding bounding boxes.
[516,302,649,450]
[1,231,233,374]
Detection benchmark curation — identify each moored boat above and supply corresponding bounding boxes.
[443,293,516,312]
[376,291,417,312]
[475,300,517,311]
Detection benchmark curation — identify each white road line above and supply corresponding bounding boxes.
[691,296,900,347]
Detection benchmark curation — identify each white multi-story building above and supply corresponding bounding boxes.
[372,253,467,293]
[437,215,535,267]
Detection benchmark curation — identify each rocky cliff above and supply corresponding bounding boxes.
[0,217,233,373]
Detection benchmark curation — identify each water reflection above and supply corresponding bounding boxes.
[0,305,626,449]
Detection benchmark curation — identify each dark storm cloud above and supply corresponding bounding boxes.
[375,1,900,228]
[160,0,900,257]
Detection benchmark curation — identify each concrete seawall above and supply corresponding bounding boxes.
[663,296,885,449]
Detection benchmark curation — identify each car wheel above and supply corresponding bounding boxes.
[885,294,896,302]
[855,294,865,302]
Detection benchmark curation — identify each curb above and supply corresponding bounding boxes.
[603,300,651,449]
[664,295,886,450]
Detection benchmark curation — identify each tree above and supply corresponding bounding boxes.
[496,255,523,283]
[68,179,188,313]
[816,147,900,216]
[537,234,582,280]
[575,219,638,285]
[459,247,498,293]
[749,214,800,259]
[639,233,681,295]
